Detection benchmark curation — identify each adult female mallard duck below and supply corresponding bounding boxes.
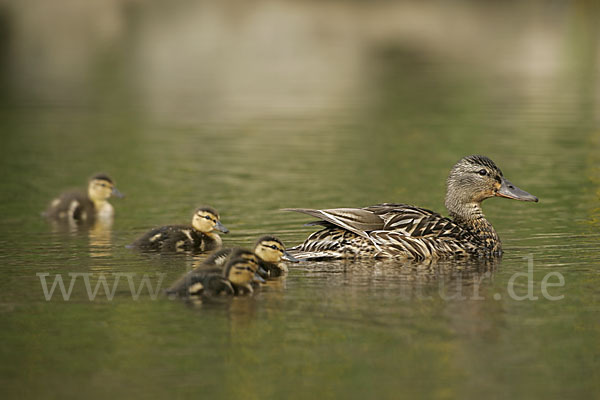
[166,256,262,298]
[43,173,124,223]
[285,155,538,260]
[128,206,228,252]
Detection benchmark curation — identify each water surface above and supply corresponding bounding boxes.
[1,1,599,399]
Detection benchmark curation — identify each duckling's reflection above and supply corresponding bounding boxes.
[260,275,287,291]
[183,292,259,328]
[178,254,500,341]
[88,218,113,259]
[47,215,115,273]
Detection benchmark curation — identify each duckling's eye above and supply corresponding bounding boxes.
[478,169,487,176]
[204,216,211,220]
[100,183,107,187]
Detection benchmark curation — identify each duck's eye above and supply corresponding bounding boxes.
[100,183,107,187]
[478,169,487,176]
[204,216,211,220]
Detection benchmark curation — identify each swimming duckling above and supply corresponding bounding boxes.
[201,247,261,272]
[43,173,124,223]
[166,256,262,298]
[166,248,262,296]
[128,206,229,252]
[252,235,299,277]
[285,155,538,260]
[202,235,298,278]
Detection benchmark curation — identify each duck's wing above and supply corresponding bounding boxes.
[283,208,385,238]
[166,271,233,297]
[44,191,94,221]
[199,248,233,269]
[365,205,479,259]
[203,274,235,296]
[363,203,459,237]
[155,225,199,251]
[165,271,205,297]
[370,230,475,259]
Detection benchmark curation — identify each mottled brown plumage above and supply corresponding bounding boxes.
[285,155,538,260]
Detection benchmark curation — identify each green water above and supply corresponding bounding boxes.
[1,1,599,399]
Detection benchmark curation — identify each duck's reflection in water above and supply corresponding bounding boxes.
[180,256,498,315]
[295,257,500,302]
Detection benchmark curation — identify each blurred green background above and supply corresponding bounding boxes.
[0,1,599,399]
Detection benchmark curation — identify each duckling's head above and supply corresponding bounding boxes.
[445,155,538,213]
[223,257,259,288]
[87,174,124,203]
[253,235,299,263]
[229,248,260,264]
[191,206,229,234]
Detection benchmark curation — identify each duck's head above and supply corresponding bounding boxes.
[229,248,260,265]
[191,206,229,234]
[87,174,124,203]
[253,235,299,263]
[445,155,538,213]
[223,257,260,288]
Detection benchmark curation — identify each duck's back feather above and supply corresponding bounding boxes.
[130,225,210,252]
[283,208,384,238]
[201,248,235,268]
[165,270,234,297]
[44,191,95,222]
[286,203,484,260]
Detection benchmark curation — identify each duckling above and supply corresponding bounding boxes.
[166,256,262,298]
[128,206,229,252]
[285,155,538,260]
[201,247,261,272]
[43,173,124,223]
[166,248,263,296]
[252,235,299,277]
[201,235,298,278]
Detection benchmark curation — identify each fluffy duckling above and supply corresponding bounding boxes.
[202,235,298,278]
[43,173,124,223]
[167,248,261,294]
[252,235,299,277]
[166,256,262,298]
[128,206,229,252]
[201,247,261,271]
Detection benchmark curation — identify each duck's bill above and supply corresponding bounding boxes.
[257,265,268,279]
[282,250,300,263]
[112,187,125,198]
[215,221,229,234]
[496,179,538,202]
[253,272,266,284]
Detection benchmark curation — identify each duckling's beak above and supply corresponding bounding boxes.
[257,265,268,279]
[253,272,266,284]
[112,187,125,199]
[496,178,538,202]
[282,250,300,263]
[214,221,229,234]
